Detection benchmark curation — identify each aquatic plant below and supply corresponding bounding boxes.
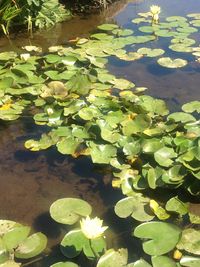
[0,7,200,267]
[0,220,47,266]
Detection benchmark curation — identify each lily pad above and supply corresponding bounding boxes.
[115,196,154,222]
[180,256,200,267]
[177,229,200,255]
[97,248,128,267]
[97,24,118,31]
[134,222,181,255]
[50,198,92,225]
[137,48,164,57]
[157,57,188,68]
[51,262,79,267]
[151,256,177,267]
[154,147,177,167]
[14,232,47,259]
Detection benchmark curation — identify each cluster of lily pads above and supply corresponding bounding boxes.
[0,7,200,267]
[0,220,47,266]
[48,197,200,267]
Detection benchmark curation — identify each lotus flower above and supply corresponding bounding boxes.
[80,216,108,239]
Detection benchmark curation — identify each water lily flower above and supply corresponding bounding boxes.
[46,108,54,115]
[20,53,30,61]
[80,216,108,239]
[150,5,161,23]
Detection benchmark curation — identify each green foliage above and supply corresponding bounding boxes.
[0,0,71,35]
[0,220,47,265]
[50,198,92,225]
[134,222,181,256]
[0,7,200,267]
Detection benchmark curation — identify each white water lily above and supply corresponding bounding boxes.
[80,216,108,239]
[46,108,54,115]
[150,5,161,23]
[20,53,30,61]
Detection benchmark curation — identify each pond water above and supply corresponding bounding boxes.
[0,0,200,266]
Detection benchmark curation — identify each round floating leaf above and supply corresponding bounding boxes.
[177,229,200,255]
[3,226,30,250]
[130,259,152,267]
[45,54,61,64]
[180,256,200,267]
[89,142,117,164]
[177,26,198,33]
[157,57,187,68]
[14,232,47,259]
[154,147,177,167]
[0,52,17,61]
[61,230,87,258]
[97,24,118,31]
[167,112,196,123]
[61,230,105,259]
[0,220,21,236]
[51,262,79,267]
[137,48,164,57]
[56,137,80,155]
[97,248,128,267]
[0,261,21,267]
[169,44,193,52]
[182,101,200,113]
[134,222,181,255]
[112,29,133,36]
[166,16,187,22]
[187,13,200,19]
[115,196,154,222]
[171,38,195,45]
[166,197,188,216]
[151,256,177,267]
[50,198,92,225]
[139,26,154,33]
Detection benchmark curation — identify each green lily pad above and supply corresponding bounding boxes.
[151,256,177,267]
[137,48,164,57]
[0,52,17,61]
[166,16,187,22]
[154,147,177,167]
[157,57,188,68]
[61,230,105,259]
[0,261,21,267]
[97,248,128,267]
[167,112,196,123]
[115,196,154,222]
[182,101,200,113]
[14,232,47,259]
[177,229,200,255]
[97,24,118,31]
[169,44,193,52]
[165,197,189,216]
[89,142,117,164]
[51,262,79,267]
[180,256,200,267]
[134,222,181,255]
[129,259,152,267]
[50,198,92,225]
[3,226,30,250]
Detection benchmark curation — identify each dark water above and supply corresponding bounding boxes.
[0,0,200,266]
